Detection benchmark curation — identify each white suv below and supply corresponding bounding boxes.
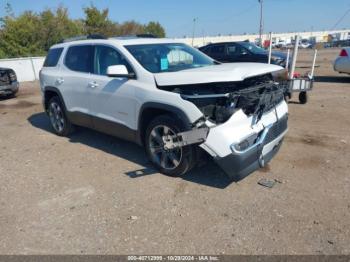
[39,35,289,181]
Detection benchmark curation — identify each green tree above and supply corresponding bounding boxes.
[40,7,83,51]
[0,11,43,58]
[144,21,165,37]
[83,5,118,36]
[118,20,145,36]
[0,4,166,59]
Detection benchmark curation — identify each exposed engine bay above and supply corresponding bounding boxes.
[157,74,287,124]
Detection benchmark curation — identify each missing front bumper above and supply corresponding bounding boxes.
[214,116,288,181]
[215,136,284,182]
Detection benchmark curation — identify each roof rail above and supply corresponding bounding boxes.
[111,34,158,40]
[136,34,157,38]
[60,34,107,43]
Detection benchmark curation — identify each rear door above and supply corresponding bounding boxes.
[59,44,94,127]
[226,43,253,62]
[207,44,226,62]
[86,44,137,135]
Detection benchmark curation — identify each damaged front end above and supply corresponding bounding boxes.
[158,74,287,125]
[157,73,289,181]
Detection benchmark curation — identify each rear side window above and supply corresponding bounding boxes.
[209,45,224,54]
[43,48,63,67]
[64,45,94,73]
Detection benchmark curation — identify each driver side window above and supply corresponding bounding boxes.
[94,45,133,76]
[227,44,247,56]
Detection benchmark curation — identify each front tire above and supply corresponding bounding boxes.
[145,115,196,177]
[47,96,74,136]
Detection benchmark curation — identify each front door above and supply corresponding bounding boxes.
[87,45,137,137]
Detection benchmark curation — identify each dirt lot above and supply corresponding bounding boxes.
[0,48,349,255]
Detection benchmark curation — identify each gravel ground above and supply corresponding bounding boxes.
[0,48,349,255]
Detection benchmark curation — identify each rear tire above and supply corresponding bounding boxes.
[144,114,196,177]
[47,96,74,136]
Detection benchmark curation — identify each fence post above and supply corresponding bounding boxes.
[30,57,37,81]
[268,32,273,64]
[290,35,300,79]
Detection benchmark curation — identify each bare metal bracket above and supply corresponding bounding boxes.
[162,127,209,149]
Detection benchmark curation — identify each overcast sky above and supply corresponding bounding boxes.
[1,0,349,37]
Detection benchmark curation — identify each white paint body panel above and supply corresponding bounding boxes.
[334,48,350,74]
[40,38,289,160]
[200,100,288,158]
[154,63,282,86]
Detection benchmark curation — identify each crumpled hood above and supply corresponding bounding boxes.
[154,63,283,86]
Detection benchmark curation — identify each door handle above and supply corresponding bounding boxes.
[56,78,64,85]
[88,81,99,89]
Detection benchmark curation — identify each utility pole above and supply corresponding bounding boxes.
[192,18,197,46]
[259,0,264,47]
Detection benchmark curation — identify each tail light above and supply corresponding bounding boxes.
[339,49,348,57]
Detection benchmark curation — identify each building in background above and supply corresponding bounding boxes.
[177,29,350,47]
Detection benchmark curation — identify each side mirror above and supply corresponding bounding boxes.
[107,65,135,79]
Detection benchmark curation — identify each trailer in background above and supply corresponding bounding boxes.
[268,34,317,104]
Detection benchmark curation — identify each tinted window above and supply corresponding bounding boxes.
[65,45,93,73]
[94,45,133,75]
[227,44,238,55]
[44,48,63,67]
[209,45,225,54]
[239,42,266,54]
[226,44,246,56]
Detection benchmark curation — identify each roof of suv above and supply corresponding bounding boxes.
[51,38,183,49]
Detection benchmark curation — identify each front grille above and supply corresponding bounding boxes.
[263,115,288,145]
[262,90,285,113]
[0,71,10,86]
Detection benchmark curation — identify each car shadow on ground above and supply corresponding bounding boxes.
[28,112,233,189]
[314,76,350,83]
[0,94,15,101]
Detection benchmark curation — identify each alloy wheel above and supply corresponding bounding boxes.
[148,125,182,170]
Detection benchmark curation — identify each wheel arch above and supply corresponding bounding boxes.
[137,102,192,146]
[43,86,67,112]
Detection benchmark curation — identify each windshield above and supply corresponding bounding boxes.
[125,43,215,73]
[239,42,266,54]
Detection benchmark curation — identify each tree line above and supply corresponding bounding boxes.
[0,4,166,59]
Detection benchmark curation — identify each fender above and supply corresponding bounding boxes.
[43,86,67,112]
[136,102,194,145]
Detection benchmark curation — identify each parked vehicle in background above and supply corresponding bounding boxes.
[275,40,286,49]
[334,48,350,74]
[300,39,312,49]
[40,35,289,181]
[0,67,19,97]
[199,41,289,67]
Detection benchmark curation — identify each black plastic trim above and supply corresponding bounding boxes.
[215,139,283,182]
[137,102,193,145]
[91,116,137,143]
[43,86,67,111]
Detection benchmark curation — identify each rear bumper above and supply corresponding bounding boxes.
[0,81,19,95]
[214,116,288,181]
[334,57,350,74]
